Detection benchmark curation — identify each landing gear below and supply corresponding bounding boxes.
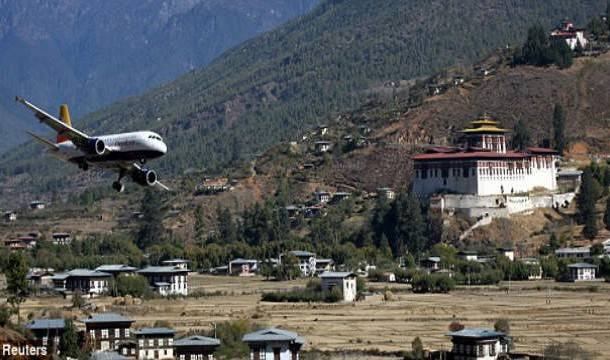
[78,162,89,171]
[112,170,126,192]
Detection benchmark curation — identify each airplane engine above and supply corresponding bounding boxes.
[132,168,157,187]
[85,138,106,155]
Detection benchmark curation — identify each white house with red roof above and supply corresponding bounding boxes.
[412,115,558,196]
[550,19,588,50]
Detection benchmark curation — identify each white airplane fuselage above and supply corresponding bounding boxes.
[53,131,167,165]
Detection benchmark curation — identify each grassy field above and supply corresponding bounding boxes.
[14,275,610,359]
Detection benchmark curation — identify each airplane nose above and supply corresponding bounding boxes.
[159,141,167,154]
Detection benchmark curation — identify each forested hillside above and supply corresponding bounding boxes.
[0,0,605,196]
[0,0,319,151]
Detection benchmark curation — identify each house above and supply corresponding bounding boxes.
[447,328,510,360]
[83,313,134,352]
[603,239,610,254]
[550,20,588,50]
[285,205,302,219]
[555,246,590,259]
[304,205,326,218]
[161,258,190,270]
[557,168,582,192]
[242,328,305,360]
[567,263,596,281]
[317,124,328,136]
[29,200,46,210]
[27,268,55,289]
[319,272,358,302]
[331,192,351,203]
[174,335,221,360]
[521,258,543,280]
[95,265,137,278]
[453,76,465,86]
[421,256,441,272]
[133,327,175,360]
[61,269,112,296]
[282,251,316,277]
[228,258,259,276]
[315,258,335,274]
[4,211,17,222]
[25,318,65,353]
[377,187,396,201]
[137,266,189,296]
[412,115,558,196]
[458,251,478,261]
[496,247,515,261]
[314,141,332,154]
[4,236,37,251]
[314,191,331,204]
[51,232,72,245]
[198,177,231,194]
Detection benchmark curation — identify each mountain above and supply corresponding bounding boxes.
[0,0,606,197]
[0,0,320,152]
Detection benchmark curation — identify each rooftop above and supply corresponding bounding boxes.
[243,328,305,344]
[447,328,506,339]
[555,247,590,254]
[95,265,137,272]
[83,313,134,324]
[319,271,356,279]
[26,319,65,330]
[162,258,190,264]
[174,335,221,347]
[67,269,111,278]
[90,351,129,360]
[137,266,188,274]
[567,262,596,269]
[289,250,316,257]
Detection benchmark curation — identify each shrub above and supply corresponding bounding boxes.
[115,274,153,298]
[412,274,455,293]
[448,321,465,332]
[262,286,343,303]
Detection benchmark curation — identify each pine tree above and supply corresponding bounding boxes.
[552,103,566,154]
[5,252,28,324]
[512,119,531,150]
[60,319,80,358]
[549,39,573,69]
[521,24,552,66]
[136,189,166,249]
[604,197,610,231]
[395,193,427,259]
[578,168,601,239]
[194,204,206,244]
[411,337,425,360]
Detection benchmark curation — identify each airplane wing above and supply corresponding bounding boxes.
[25,131,59,151]
[15,96,90,147]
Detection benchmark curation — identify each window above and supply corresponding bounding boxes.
[490,344,496,356]
[115,328,120,338]
[125,329,130,337]
[139,339,144,347]
[101,329,109,339]
[168,338,173,346]
[42,337,48,346]
[148,339,154,347]
[90,330,96,339]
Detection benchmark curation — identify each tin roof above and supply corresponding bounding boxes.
[133,327,175,336]
[447,328,505,338]
[567,262,596,268]
[174,335,221,347]
[83,313,134,324]
[319,271,356,279]
[90,351,129,360]
[26,319,65,330]
[243,328,305,344]
[137,266,188,274]
[95,265,137,272]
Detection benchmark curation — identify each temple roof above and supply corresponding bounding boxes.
[461,114,509,134]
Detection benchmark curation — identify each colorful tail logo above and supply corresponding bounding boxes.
[57,104,71,143]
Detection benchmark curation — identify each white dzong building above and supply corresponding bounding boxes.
[412,115,558,196]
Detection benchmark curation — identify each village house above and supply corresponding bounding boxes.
[458,251,478,262]
[95,265,137,278]
[83,313,135,352]
[315,258,335,274]
[162,258,190,270]
[447,328,510,360]
[412,115,558,196]
[304,205,326,218]
[377,187,396,201]
[603,239,610,254]
[29,200,46,210]
[56,269,112,296]
[27,268,55,289]
[4,235,37,251]
[281,250,317,277]
[91,351,130,360]
[137,266,189,296]
[567,263,596,282]
[243,328,305,360]
[314,190,332,204]
[133,327,175,360]
[198,177,231,194]
[228,258,259,276]
[555,246,590,259]
[521,258,543,280]
[557,168,583,192]
[421,256,441,272]
[496,247,515,261]
[317,124,329,136]
[319,272,358,302]
[453,76,465,86]
[4,210,17,222]
[550,20,588,50]
[314,141,332,154]
[285,205,302,219]
[174,335,221,360]
[331,192,351,203]
[26,318,65,354]
[51,232,72,245]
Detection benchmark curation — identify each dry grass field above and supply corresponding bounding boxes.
[15,275,610,359]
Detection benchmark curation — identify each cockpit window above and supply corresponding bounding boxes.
[148,135,163,141]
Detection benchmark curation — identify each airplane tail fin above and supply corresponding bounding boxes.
[57,104,72,143]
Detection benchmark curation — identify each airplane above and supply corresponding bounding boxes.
[15,96,169,192]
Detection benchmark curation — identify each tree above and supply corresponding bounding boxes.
[494,318,510,334]
[512,119,531,150]
[59,319,81,358]
[72,291,85,309]
[520,24,553,66]
[604,197,610,231]
[549,39,573,69]
[115,274,153,298]
[543,341,593,360]
[411,337,425,360]
[577,168,601,239]
[5,252,29,323]
[552,103,566,154]
[194,204,206,244]
[136,189,166,249]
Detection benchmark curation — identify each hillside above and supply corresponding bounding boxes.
[0,0,319,152]
[0,0,605,200]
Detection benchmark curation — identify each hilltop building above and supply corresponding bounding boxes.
[4,210,17,222]
[242,328,304,360]
[550,20,588,50]
[412,115,558,196]
[29,200,46,210]
[51,232,72,245]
